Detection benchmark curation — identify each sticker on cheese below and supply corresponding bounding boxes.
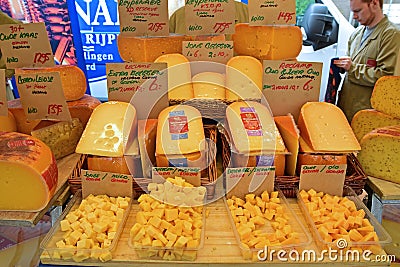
[370,76,400,119]
[351,109,400,142]
[15,65,87,101]
[75,101,137,157]
[225,56,263,101]
[0,132,58,211]
[0,110,17,132]
[232,23,303,60]
[192,72,225,99]
[297,102,361,152]
[154,53,194,100]
[357,125,400,184]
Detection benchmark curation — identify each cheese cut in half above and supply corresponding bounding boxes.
[15,65,87,101]
[370,76,400,119]
[351,109,400,142]
[76,101,137,157]
[138,119,157,178]
[274,114,300,176]
[192,72,225,99]
[297,102,361,152]
[154,53,194,100]
[225,56,263,101]
[0,110,17,132]
[232,23,303,60]
[357,125,400,184]
[0,132,58,211]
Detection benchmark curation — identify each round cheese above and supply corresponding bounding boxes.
[0,110,17,132]
[192,72,225,99]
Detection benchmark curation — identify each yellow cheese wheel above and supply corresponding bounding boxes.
[0,110,17,132]
[371,76,400,119]
[192,72,225,99]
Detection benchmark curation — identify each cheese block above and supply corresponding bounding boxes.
[0,110,17,132]
[154,53,194,100]
[296,153,347,176]
[0,132,58,211]
[138,119,157,178]
[297,102,361,152]
[225,56,263,101]
[117,34,191,62]
[357,125,400,184]
[31,118,83,159]
[351,109,400,142]
[8,94,101,135]
[232,23,303,60]
[75,101,137,157]
[274,114,300,176]
[370,76,400,118]
[15,66,87,101]
[192,72,225,99]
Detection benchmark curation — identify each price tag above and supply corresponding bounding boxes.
[118,0,169,36]
[185,0,235,35]
[262,60,322,120]
[152,167,201,187]
[182,41,233,64]
[249,0,296,25]
[0,22,54,69]
[0,70,7,116]
[16,71,71,122]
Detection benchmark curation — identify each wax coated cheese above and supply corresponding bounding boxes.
[192,72,225,99]
[75,101,137,157]
[15,65,87,101]
[225,56,263,101]
[138,119,157,178]
[357,125,400,184]
[351,109,400,142]
[0,132,58,211]
[0,110,17,132]
[371,76,400,118]
[154,53,194,100]
[232,23,303,60]
[297,102,361,152]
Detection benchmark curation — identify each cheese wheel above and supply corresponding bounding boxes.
[357,125,400,184]
[0,110,17,132]
[138,119,158,178]
[0,132,58,211]
[351,109,400,142]
[370,76,400,118]
[87,156,131,175]
[225,56,262,101]
[15,65,87,101]
[192,72,225,99]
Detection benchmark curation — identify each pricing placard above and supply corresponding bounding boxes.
[249,0,296,25]
[185,0,235,35]
[16,71,71,122]
[262,60,322,120]
[0,70,7,116]
[0,22,54,69]
[182,41,233,63]
[118,0,168,36]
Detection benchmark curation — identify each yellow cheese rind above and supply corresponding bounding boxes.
[138,119,158,178]
[0,110,17,132]
[192,72,225,99]
[370,76,400,118]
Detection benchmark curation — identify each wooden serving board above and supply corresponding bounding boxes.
[0,153,82,227]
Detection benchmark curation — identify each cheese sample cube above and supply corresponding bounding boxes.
[192,72,225,99]
[357,125,400,184]
[351,109,400,142]
[154,53,193,100]
[297,102,361,152]
[0,110,17,132]
[370,76,400,118]
[225,56,262,101]
[138,119,158,178]
[232,23,303,60]
[0,132,58,211]
[76,101,137,157]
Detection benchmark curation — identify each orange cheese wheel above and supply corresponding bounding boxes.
[0,131,58,211]
[0,110,17,132]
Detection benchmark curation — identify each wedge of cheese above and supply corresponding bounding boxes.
[192,72,225,99]
[370,76,400,118]
[138,119,157,178]
[232,23,303,60]
[351,109,400,142]
[154,53,194,100]
[297,102,361,152]
[75,101,137,157]
[0,110,17,132]
[15,65,87,101]
[0,132,58,211]
[357,125,400,184]
[225,56,263,101]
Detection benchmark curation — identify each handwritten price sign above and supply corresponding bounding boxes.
[183,41,233,64]
[249,0,296,25]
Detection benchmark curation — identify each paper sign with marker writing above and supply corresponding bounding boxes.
[185,0,235,35]
[118,0,168,36]
[0,70,6,116]
[249,0,296,25]
[0,22,54,69]
[152,167,201,187]
[262,60,322,121]
[299,164,347,196]
[16,72,71,122]
[183,41,233,64]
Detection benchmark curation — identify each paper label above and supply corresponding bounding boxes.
[152,167,201,186]
[249,0,296,25]
[168,111,189,140]
[0,70,6,116]
[239,107,262,136]
[182,41,233,64]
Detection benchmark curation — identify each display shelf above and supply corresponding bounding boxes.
[0,153,82,227]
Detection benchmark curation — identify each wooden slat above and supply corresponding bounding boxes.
[367,176,400,200]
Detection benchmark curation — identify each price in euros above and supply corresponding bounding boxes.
[34,53,52,64]
[208,51,227,58]
[148,23,166,33]
[303,79,314,91]
[213,22,232,33]
[48,104,63,115]
[277,12,295,23]
[186,50,201,58]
